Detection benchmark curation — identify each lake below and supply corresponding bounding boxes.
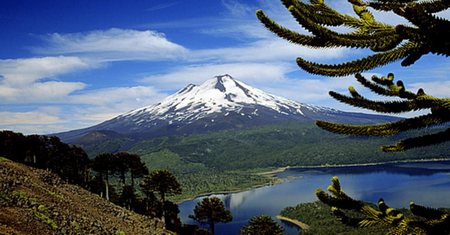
[178,160,450,235]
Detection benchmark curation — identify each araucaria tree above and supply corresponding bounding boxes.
[91,153,116,201]
[140,169,182,203]
[140,169,182,229]
[239,215,284,235]
[189,197,232,235]
[257,0,450,234]
[257,0,450,151]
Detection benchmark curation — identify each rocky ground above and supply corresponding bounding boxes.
[0,157,173,235]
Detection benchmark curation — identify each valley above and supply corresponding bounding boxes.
[80,122,450,201]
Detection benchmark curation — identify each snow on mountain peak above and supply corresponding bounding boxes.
[119,75,323,124]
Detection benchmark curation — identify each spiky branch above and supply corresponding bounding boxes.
[257,0,450,76]
[317,176,450,234]
[316,73,450,151]
[257,0,450,151]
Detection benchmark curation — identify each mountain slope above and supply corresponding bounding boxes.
[56,75,397,143]
[0,158,171,235]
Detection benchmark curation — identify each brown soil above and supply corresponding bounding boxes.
[0,158,174,235]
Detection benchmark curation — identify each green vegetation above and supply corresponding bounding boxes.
[0,130,90,185]
[115,230,126,235]
[141,169,181,203]
[70,220,81,232]
[189,197,232,235]
[240,215,284,235]
[131,123,449,170]
[124,122,449,200]
[137,148,273,201]
[35,204,58,231]
[316,177,450,234]
[281,201,391,235]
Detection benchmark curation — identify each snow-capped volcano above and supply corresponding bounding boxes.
[56,75,397,143]
[120,74,323,124]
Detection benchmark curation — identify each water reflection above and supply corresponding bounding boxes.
[179,161,450,235]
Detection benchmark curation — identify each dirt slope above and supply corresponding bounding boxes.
[0,158,172,235]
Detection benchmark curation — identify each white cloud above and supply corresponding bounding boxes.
[71,86,167,107]
[263,77,353,104]
[0,56,90,86]
[0,57,89,103]
[0,84,169,134]
[53,86,169,128]
[221,0,254,17]
[35,28,188,62]
[191,39,350,63]
[410,81,450,98]
[0,111,60,125]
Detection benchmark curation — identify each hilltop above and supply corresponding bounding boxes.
[0,157,172,235]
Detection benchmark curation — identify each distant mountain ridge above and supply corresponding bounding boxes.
[56,75,398,143]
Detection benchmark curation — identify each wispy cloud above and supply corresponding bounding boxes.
[411,81,450,98]
[221,0,254,17]
[190,39,350,63]
[34,28,188,62]
[0,56,89,103]
[145,2,179,12]
[70,85,167,107]
[0,110,60,125]
[141,62,295,89]
[0,56,90,86]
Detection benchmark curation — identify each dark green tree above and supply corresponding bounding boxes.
[0,131,90,185]
[119,185,138,210]
[189,197,232,235]
[140,169,182,229]
[125,153,148,188]
[239,215,284,235]
[140,169,182,203]
[91,153,116,201]
[163,201,182,233]
[257,0,450,151]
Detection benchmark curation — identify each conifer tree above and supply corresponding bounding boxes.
[140,169,182,229]
[91,153,116,201]
[239,215,284,235]
[189,197,232,235]
[140,169,182,203]
[257,0,450,233]
[257,0,450,151]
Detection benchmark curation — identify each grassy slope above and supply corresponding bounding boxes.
[0,158,172,235]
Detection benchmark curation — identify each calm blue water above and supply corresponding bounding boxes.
[178,161,450,235]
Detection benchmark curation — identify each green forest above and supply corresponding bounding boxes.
[74,122,450,201]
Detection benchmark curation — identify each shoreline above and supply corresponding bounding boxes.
[176,158,450,204]
[287,158,450,170]
[176,167,288,204]
[276,215,309,231]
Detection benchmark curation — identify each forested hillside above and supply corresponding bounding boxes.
[124,122,449,200]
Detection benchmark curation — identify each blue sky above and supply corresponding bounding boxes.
[1,0,449,134]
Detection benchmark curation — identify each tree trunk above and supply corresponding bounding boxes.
[130,172,135,188]
[210,221,215,235]
[161,192,166,226]
[105,173,110,201]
